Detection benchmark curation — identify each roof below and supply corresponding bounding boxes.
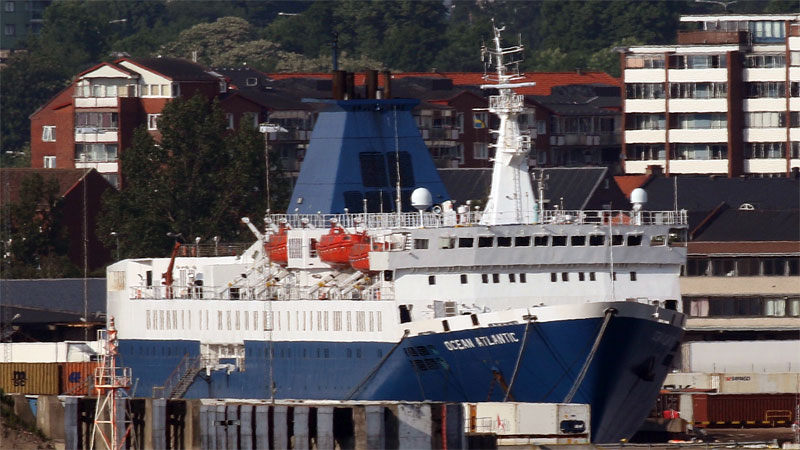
[0,169,94,204]
[614,175,652,198]
[693,209,800,243]
[0,279,106,324]
[266,71,621,96]
[641,175,800,213]
[119,57,219,82]
[438,167,617,211]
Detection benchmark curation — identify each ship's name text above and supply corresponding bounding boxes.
[443,332,519,351]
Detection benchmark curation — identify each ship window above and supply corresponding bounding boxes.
[347,311,352,330]
[226,311,232,330]
[236,311,241,330]
[520,273,527,283]
[460,274,468,284]
[458,237,474,248]
[482,274,489,284]
[650,235,666,246]
[534,235,549,246]
[497,237,512,247]
[439,236,455,249]
[399,305,411,323]
[369,312,374,332]
[492,273,500,283]
[359,152,388,187]
[589,235,605,246]
[515,236,530,247]
[590,272,596,281]
[387,151,416,188]
[414,239,429,250]
[343,191,364,212]
[612,235,624,246]
[442,320,450,332]
[218,311,223,330]
[627,234,643,246]
[509,273,516,283]
[612,272,617,281]
[478,236,494,247]
[561,272,569,281]
[579,272,585,281]
[571,236,586,246]
[552,236,567,246]
[630,271,637,281]
[428,275,436,285]
[377,311,382,331]
[550,273,557,282]
[384,270,394,281]
[146,310,151,329]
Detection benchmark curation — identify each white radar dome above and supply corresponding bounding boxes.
[411,188,433,212]
[631,188,648,205]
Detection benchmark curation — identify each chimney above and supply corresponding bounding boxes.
[365,70,378,99]
[332,70,346,100]
[382,70,392,99]
[645,164,663,177]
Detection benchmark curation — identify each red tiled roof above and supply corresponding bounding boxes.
[0,169,92,204]
[265,71,621,96]
[614,175,652,199]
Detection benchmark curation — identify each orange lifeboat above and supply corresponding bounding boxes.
[267,226,288,265]
[318,225,367,265]
[349,240,388,272]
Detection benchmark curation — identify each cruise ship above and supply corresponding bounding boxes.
[106,27,688,443]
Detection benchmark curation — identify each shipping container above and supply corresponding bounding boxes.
[664,372,800,394]
[464,402,590,445]
[682,341,800,373]
[692,393,799,428]
[0,363,59,395]
[61,362,100,395]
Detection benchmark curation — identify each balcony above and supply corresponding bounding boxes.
[677,30,749,45]
[549,134,616,146]
[75,128,118,142]
[75,97,119,108]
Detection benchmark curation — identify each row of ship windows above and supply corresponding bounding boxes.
[684,296,800,318]
[414,234,657,250]
[145,309,383,333]
[426,271,637,285]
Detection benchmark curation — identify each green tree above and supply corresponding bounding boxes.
[98,95,285,257]
[0,174,79,278]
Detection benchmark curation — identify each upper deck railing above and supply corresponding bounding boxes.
[267,209,687,230]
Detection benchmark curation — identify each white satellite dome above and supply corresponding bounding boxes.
[410,188,433,212]
[631,188,648,205]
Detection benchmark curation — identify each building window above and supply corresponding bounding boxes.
[745,112,786,128]
[226,113,234,130]
[745,82,785,98]
[147,114,160,130]
[628,144,665,161]
[749,21,785,43]
[626,114,665,130]
[473,112,488,128]
[669,54,726,69]
[76,143,118,162]
[76,112,119,130]
[474,142,489,160]
[626,54,665,69]
[42,126,56,142]
[670,113,727,129]
[671,143,727,160]
[536,120,547,134]
[670,82,727,99]
[625,83,665,99]
[746,54,785,68]
[102,173,119,188]
[43,156,56,168]
[4,2,15,12]
[746,142,785,159]
[4,24,15,36]
[150,84,160,96]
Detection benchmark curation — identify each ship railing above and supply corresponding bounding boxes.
[267,209,687,229]
[128,283,393,302]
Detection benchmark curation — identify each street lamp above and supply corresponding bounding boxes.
[110,231,120,261]
[259,123,288,212]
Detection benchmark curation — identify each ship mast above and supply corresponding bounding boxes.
[479,23,537,226]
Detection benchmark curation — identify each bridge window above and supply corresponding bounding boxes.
[478,236,494,247]
[458,237,474,248]
[589,235,605,246]
[552,236,567,246]
[460,274,468,284]
[534,235,549,246]
[515,236,530,247]
[497,237,512,247]
[571,236,586,246]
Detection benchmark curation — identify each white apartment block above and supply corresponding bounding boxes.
[622,14,800,177]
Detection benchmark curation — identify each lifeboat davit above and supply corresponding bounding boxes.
[349,241,388,272]
[318,226,367,265]
[267,226,288,265]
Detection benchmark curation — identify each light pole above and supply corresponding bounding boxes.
[110,231,120,261]
[259,123,287,212]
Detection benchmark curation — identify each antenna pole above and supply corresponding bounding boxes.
[394,107,402,215]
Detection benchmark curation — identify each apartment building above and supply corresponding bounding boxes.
[621,14,800,177]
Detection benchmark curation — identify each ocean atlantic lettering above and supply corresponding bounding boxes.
[443,332,519,351]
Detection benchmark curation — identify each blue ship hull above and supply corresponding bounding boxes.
[117,307,682,443]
